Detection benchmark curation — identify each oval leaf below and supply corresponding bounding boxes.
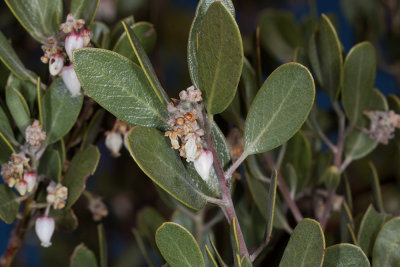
[0,105,15,143]
[342,42,376,125]
[0,184,20,224]
[70,243,98,267]
[44,78,83,144]
[0,133,15,164]
[279,218,325,267]
[73,48,169,130]
[372,217,400,267]
[197,2,243,114]
[63,146,100,209]
[126,126,207,210]
[323,243,370,267]
[244,63,315,155]
[188,0,234,90]
[156,222,205,267]
[88,22,110,49]
[6,82,31,134]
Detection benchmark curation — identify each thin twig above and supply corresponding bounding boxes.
[224,151,249,180]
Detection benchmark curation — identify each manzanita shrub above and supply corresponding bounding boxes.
[0,0,400,266]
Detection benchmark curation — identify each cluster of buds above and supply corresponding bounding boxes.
[41,14,93,97]
[1,153,36,195]
[165,86,213,181]
[35,216,55,247]
[46,181,68,210]
[105,120,130,157]
[363,110,400,144]
[25,120,46,147]
[87,193,109,221]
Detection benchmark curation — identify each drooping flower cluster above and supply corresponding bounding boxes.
[41,14,93,97]
[25,120,46,147]
[46,181,68,210]
[1,152,36,195]
[363,110,400,144]
[165,86,214,181]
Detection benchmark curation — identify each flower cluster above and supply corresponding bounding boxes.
[165,86,205,162]
[105,120,130,157]
[87,194,109,221]
[1,153,36,195]
[46,181,68,210]
[25,120,46,147]
[363,110,400,144]
[41,14,93,97]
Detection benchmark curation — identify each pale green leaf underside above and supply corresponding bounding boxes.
[372,217,400,267]
[323,243,370,267]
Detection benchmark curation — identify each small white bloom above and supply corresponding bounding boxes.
[65,33,84,61]
[185,135,198,162]
[49,54,64,76]
[35,216,55,247]
[24,172,36,192]
[105,132,123,157]
[61,64,81,97]
[15,180,27,195]
[81,29,93,47]
[194,150,213,181]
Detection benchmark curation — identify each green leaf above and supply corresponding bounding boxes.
[197,2,243,114]
[121,21,170,106]
[258,9,302,62]
[110,16,135,47]
[156,222,205,267]
[0,31,36,81]
[244,63,315,155]
[323,243,370,267]
[43,78,83,144]
[0,105,15,143]
[372,217,400,267]
[357,205,387,257]
[50,208,78,232]
[281,131,312,190]
[81,109,105,149]
[204,245,218,267]
[70,243,98,267]
[6,82,31,134]
[97,224,107,267]
[70,0,100,26]
[73,48,169,130]
[208,238,228,267]
[63,146,101,208]
[38,148,61,182]
[0,184,20,224]
[133,229,158,267]
[342,42,376,125]
[113,22,157,64]
[188,0,234,91]
[0,132,15,164]
[266,170,278,242]
[126,126,207,210]
[137,207,165,256]
[5,0,63,43]
[88,22,110,49]
[7,74,38,113]
[308,14,343,100]
[239,58,258,112]
[368,161,385,213]
[279,219,325,267]
[241,256,253,267]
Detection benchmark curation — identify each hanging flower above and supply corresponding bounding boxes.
[194,150,213,181]
[35,216,55,247]
[105,132,123,157]
[61,64,81,97]
[49,54,64,76]
[65,33,84,61]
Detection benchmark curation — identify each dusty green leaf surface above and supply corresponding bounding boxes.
[70,0,99,25]
[5,0,62,43]
[342,42,376,125]
[127,126,207,210]
[50,208,78,232]
[0,133,14,164]
[70,243,98,267]
[279,218,325,267]
[73,48,169,130]
[308,14,342,100]
[188,0,234,90]
[239,58,258,111]
[372,217,400,267]
[44,78,83,144]
[0,184,20,224]
[38,149,61,182]
[198,1,243,114]
[323,243,370,267]
[6,82,30,134]
[244,63,315,155]
[0,105,15,143]
[0,31,35,81]
[156,222,205,267]
[88,22,110,49]
[63,146,100,209]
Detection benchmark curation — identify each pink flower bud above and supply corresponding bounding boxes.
[194,150,213,181]
[15,180,27,195]
[35,216,55,247]
[65,33,84,61]
[105,132,123,157]
[81,29,93,47]
[49,54,64,76]
[61,64,81,97]
[24,172,36,192]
